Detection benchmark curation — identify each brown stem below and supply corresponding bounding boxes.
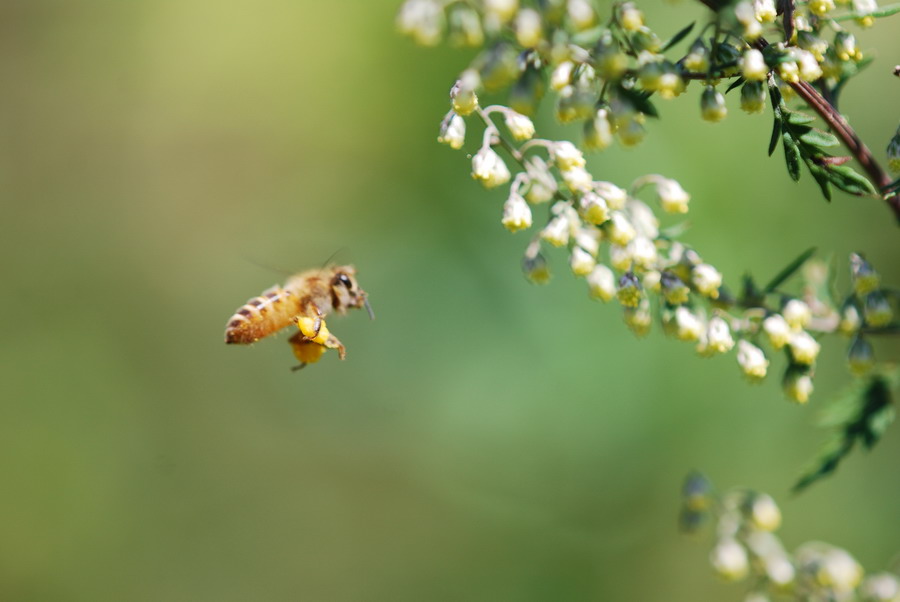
[753,39,900,221]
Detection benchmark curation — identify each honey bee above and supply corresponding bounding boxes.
[224,265,372,370]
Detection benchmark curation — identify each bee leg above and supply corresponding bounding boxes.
[324,334,347,360]
[288,330,326,368]
[296,302,324,341]
[291,363,308,372]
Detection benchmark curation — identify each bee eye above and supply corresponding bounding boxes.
[337,274,353,290]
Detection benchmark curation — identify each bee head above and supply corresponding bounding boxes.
[330,265,373,319]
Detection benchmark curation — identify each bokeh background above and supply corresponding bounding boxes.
[1,1,898,600]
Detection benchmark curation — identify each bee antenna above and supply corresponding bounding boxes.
[242,256,294,276]
[363,297,375,320]
[322,247,348,268]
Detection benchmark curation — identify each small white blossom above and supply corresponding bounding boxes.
[579,192,609,224]
[484,0,519,23]
[701,86,728,122]
[514,8,543,47]
[763,314,791,349]
[778,61,800,83]
[437,113,466,149]
[587,264,616,301]
[552,141,586,170]
[624,298,652,337]
[397,0,444,46]
[471,146,511,188]
[735,2,763,39]
[584,108,614,151]
[561,166,593,193]
[782,299,811,329]
[524,158,557,203]
[541,214,571,247]
[501,192,533,232]
[504,111,535,141]
[789,330,820,365]
[594,181,627,211]
[692,264,722,298]
[618,3,644,31]
[607,212,636,246]
[567,0,596,31]
[818,548,863,592]
[741,49,768,81]
[705,317,735,353]
[753,0,777,22]
[570,247,596,276]
[627,201,659,239]
[749,493,781,531]
[737,340,769,382]
[657,178,690,213]
[783,370,814,403]
[629,236,657,270]
[796,49,823,81]
[451,70,480,115]
[711,538,750,581]
[860,573,900,602]
[551,61,575,91]
[642,270,661,293]
[610,245,633,271]
[675,307,704,342]
[808,0,835,16]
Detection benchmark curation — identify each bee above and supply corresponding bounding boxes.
[224,265,372,370]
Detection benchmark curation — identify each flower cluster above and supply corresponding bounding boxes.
[434,68,896,404]
[681,473,900,601]
[399,0,892,162]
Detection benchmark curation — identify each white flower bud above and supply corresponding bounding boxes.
[789,330,820,365]
[749,493,781,531]
[552,141,586,170]
[607,212,636,246]
[618,3,643,31]
[701,86,727,123]
[574,227,601,256]
[567,0,596,31]
[570,247,596,276]
[624,298,652,337]
[753,0,777,22]
[583,108,614,151]
[735,2,762,39]
[642,270,661,293]
[684,41,709,73]
[741,49,768,81]
[835,32,861,61]
[514,8,543,47]
[763,314,791,349]
[550,61,575,92]
[610,245,633,271]
[657,178,690,213]
[501,192,533,232]
[740,81,766,114]
[471,146,511,188]
[782,299,811,329]
[675,307,704,342]
[397,0,444,46]
[764,555,796,588]
[737,340,769,382]
[711,538,750,581]
[617,114,646,147]
[560,166,593,193]
[524,159,557,204]
[818,548,863,592]
[484,0,519,23]
[778,61,800,83]
[579,192,609,224]
[692,264,722,298]
[437,113,466,149]
[504,111,535,141]
[860,573,900,602]
[627,201,659,239]
[796,49,823,81]
[783,369,814,404]
[629,236,657,270]
[587,264,616,301]
[705,317,735,353]
[839,304,862,335]
[541,214,571,247]
[594,181,627,211]
[451,70,480,115]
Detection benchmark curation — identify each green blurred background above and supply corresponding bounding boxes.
[1,1,898,600]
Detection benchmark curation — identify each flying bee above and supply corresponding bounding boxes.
[224,265,373,370]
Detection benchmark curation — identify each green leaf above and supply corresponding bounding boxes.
[768,115,781,156]
[763,246,817,293]
[799,129,840,149]
[782,132,801,181]
[794,370,898,492]
[807,163,833,202]
[725,76,745,94]
[826,164,877,195]
[660,21,695,52]
[786,111,816,125]
[616,86,659,118]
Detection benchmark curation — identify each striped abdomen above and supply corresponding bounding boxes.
[224,286,300,344]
